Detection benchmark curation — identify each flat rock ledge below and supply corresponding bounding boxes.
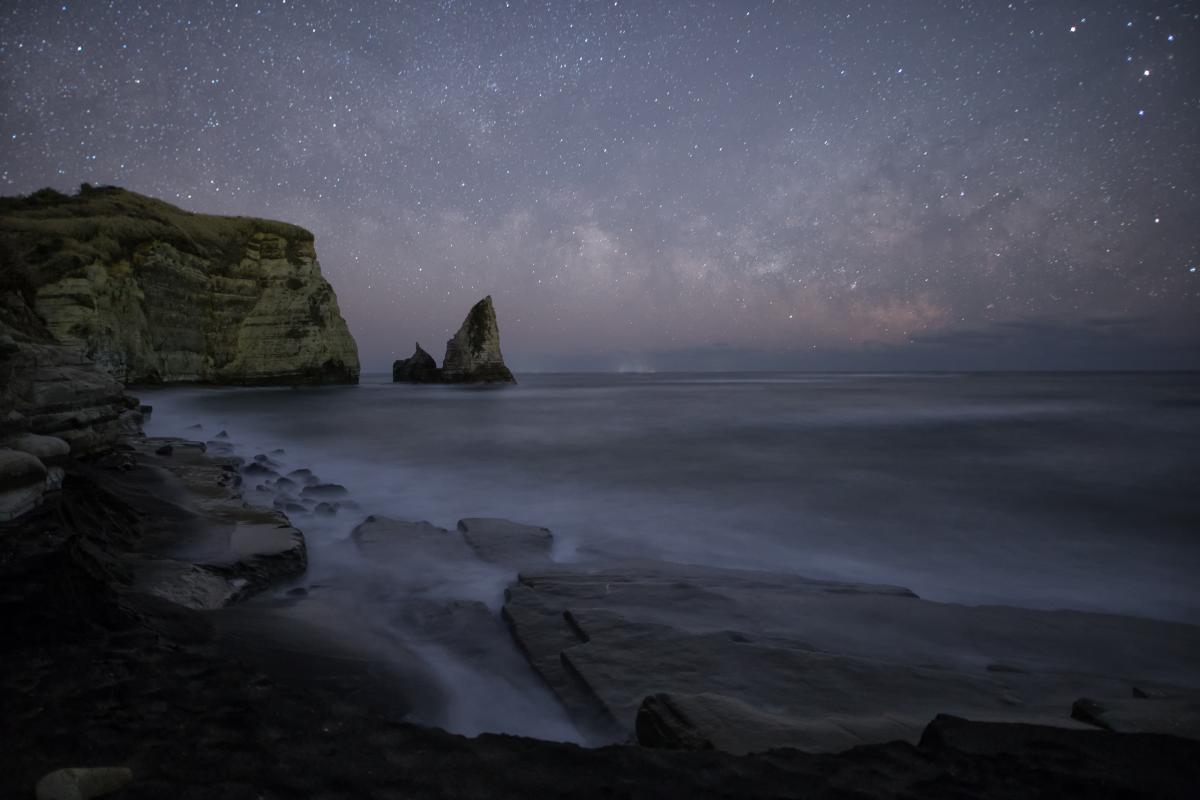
[502,560,1200,751]
[90,436,307,609]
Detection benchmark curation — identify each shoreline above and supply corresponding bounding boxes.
[3,408,1199,796]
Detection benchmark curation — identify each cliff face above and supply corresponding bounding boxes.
[1,287,142,519]
[440,296,516,384]
[0,185,360,385]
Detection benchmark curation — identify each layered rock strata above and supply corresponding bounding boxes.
[0,185,359,385]
[1,286,142,518]
[502,560,1200,751]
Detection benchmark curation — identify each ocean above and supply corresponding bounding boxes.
[138,371,1200,739]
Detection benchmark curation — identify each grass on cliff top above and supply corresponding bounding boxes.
[0,184,314,289]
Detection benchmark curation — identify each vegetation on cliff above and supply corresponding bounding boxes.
[0,184,360,385]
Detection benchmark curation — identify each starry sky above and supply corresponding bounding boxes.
[1,1,1198,371]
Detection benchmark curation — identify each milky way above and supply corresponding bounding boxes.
[2,1,1197,370]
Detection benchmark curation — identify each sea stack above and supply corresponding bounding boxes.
[440,296,516,384]
[391,342,441,383]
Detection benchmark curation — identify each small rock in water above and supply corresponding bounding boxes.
[270,448,286,456]
[314,501,337,515]
[286,586,308,596]
[301,483,349,499]
[36,766,133,800]
[274,476,297,491]
[215,430,229,440]
[155,444,173,456]
[243,462,277,477]
[272,494,302,510]
[186,423,203,430]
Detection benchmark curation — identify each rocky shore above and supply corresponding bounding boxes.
[4,437,1200,798]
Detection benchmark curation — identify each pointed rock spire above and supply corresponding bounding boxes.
[441,296,516,383]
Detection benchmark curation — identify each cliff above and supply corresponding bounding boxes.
[440,296,516,383]
[0,286,142,519]
[0,185,360,385]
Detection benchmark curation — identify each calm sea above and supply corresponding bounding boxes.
[140,372,1200,624]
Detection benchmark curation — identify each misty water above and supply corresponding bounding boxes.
[140,371,1200,740]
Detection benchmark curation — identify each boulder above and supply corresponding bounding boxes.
[392,342,442,383]
[35,766,132,800]
[440,296,516,383]
[0,447,48,521]
[2,432,71,463]
[351,516,476,563]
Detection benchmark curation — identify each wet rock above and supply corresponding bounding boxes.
[286,468,320,486]
[272,494,302,511]
[155,443,174,456]
[314,501,337,515]
[35,766,132,800]
[243,462,277,477]
[351,516,476,563]
[1070,691,1200,739]
[457,517,554,568]
[301,482,348,499]
[504,560,1200,749]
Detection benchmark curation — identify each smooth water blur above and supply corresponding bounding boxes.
[141,372,1200,625]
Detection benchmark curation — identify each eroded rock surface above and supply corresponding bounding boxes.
[458,517,554,568]
[0,185,359,385]
[503,560,1200,751]
[114,437,307,609]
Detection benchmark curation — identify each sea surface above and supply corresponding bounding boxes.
[139,371,1200,737]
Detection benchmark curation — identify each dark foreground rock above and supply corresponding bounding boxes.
[4,474,1200,797]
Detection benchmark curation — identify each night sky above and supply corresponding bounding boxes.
[2,1,1197,371]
